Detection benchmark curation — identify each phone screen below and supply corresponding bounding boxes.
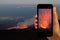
[38,9,52,31]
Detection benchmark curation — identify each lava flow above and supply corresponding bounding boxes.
[39,9,51,29]
[6,24,28,30]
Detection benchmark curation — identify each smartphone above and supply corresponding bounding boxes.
[37,4,53,37]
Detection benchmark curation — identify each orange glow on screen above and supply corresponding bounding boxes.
[39,9,51,29]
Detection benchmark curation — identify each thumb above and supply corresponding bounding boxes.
[53,7,60,36]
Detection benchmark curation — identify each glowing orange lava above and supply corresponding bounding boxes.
[16,25,28,29]
[6,25,28,30]
[39,10,51,29]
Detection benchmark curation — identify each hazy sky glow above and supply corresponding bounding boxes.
[0,0,59,5]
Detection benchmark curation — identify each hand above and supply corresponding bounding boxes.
[53,7,60,36]
[34,7,60,40]
[48,7,60,40]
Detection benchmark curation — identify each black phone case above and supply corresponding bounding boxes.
[37,4,53,37]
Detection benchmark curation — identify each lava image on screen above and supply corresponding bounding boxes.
[38,9,51,31]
